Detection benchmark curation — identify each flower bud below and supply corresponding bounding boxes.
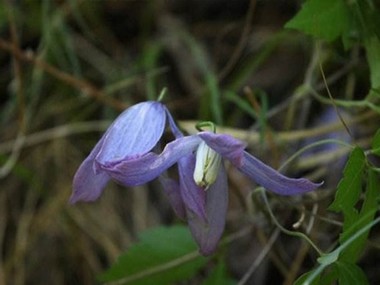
[193,141,222,189]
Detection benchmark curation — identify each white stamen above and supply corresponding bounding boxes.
[193,141,222,190]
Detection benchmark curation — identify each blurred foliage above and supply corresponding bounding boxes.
[98,226,208,284]
[0,0,380,284]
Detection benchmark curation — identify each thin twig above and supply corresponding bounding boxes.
[0,121,111,153]
[0,110,373,156]
[285,42,321,131]
[0,133,25,177]
[0,38,126,110]
[258,58,359,124]
[6,181,39,285]
[237,229,280,285]
[0,1,26,179]
[319,59,354,139]
[179,110,376,146]
[260,188,324,256]
[283,241,311,285]
[105,251,200,285]
[218,0,257,81]
[0,192,7,284]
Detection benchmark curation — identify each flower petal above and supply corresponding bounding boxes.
[96,101,166,166]
[100,135,202,186]
[164,106,184,139]
[178,155,207,222]
[70,138,110,204]
[238,152,323,195]
[187,163,228,255]
[159,176,186,220]
[198,132,246,167]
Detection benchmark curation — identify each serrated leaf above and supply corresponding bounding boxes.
[361,170,380,217]
[335,262,369,285]
[329,147,366,213]
[340,169,379,261]
[285,0,351,42]
[98,225,208,285]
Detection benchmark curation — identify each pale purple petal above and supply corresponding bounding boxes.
[238,152,323,195]
[164,106,184,139]
[70,137,110,204]
[198,132,246,167]
[96,101,166,166]
[187,163,228,256]
[99,135,202,186]
[178,155,207,222]
[159,177,186,220]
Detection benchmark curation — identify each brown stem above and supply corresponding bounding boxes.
[0,38,127,111]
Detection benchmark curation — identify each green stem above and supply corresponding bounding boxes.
[196,121,216,133]
[260,188,325,256]
[279,138,353,172]
[157,87,167,102]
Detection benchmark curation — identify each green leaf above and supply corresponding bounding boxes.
[294,269,321,285]
[364,36,380,89]
[362,170,380,217]
[98,225,208,285]
[224,91,258,121]
[202,260,236,285]
[335,262,369,285]
[318,267,339,285]
[285,0,351,42]
[349,0,380,39]
[329,147,366,213]
[298,217,380,285]
[340,169,379,261]
[371,128,380,156]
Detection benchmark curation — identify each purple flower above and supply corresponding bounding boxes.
[71,102,322,255]
[70,101,181,204]
[90,131,322,255]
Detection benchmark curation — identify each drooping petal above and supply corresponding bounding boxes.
[99,135,202,186]
[159,176,186,220]
[237,152,323,195]
[198,132,246,167]
[96,101,166,166]
[70,137,110,204]
[178,154,207,222]
[164,106,184,139]
[187,163,228,255]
